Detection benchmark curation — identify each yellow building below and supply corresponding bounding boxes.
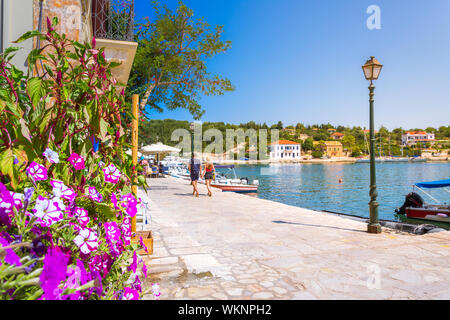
[323,141,343,158]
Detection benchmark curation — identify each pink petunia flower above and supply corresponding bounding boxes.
[73,228,98,255]
[122,287,139,300]
[26,162,48,181]
[87,186,102,202]
[50,180,76,202]
[73,207,90,227]
[152,283,161,299]
[68,153,85,170]
[104,221,120,243]
[40,246,69,300]
[103,163,121,184]
[120,193,137,217]
[32,196,65,227]
[10,191,24,209]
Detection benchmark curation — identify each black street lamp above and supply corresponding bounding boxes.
[362,56,383,234]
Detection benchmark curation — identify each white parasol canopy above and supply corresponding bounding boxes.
[141,143,180,154]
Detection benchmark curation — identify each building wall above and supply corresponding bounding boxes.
[32,0,91,43]
[1,0,34,70]
[270,144,301,160]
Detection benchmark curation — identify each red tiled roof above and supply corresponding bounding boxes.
[270,140,300,145]
[332,132,344,137]
[363,130,378,134]
[405,131,427,135]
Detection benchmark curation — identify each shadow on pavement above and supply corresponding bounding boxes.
[272,220,366,233]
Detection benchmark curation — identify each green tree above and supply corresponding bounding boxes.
[341,135,356,153]
[128,1,234,119]
[302,137,314,151]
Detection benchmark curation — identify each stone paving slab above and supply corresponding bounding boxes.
[139,177,450,300]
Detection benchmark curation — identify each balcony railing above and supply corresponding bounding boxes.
[91,0,135,42]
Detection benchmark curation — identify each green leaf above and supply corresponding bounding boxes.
[27,77,44,107]
[99,118,109,140]
[19,118,32,143]
[39,109,52,134]
[96,203,116,219]
[13,30,44,44]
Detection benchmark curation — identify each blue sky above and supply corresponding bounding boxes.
[134,0,450,130]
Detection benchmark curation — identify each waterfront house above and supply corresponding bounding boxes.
[269,140,301,160]
[331,132,344,140]
[401,131,435,147]
[322,141,343,158]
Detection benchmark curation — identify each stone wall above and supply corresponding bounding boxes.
[32,0,92,43]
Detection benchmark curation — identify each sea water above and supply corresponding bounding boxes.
[231,162,450,223]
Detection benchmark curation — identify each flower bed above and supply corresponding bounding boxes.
[0,18,155,300]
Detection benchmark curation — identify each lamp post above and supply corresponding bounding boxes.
[362,56,383,234]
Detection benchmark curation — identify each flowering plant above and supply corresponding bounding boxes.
[0,18,150,300]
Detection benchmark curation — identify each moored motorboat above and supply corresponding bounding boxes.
[210,165,259,193]
[395,179,450,223]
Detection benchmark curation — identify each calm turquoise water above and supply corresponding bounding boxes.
[229,162,450,222]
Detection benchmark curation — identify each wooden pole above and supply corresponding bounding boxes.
[131,94,139,234]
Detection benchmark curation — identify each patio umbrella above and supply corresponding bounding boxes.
[140,143,180,162]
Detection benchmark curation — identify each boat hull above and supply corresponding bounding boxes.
[405,207,450,223]
[211,184,258,193]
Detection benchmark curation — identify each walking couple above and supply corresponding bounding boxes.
[188,153,215,197]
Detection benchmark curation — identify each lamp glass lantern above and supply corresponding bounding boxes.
[190,122,195,131]
[362,56,383,82]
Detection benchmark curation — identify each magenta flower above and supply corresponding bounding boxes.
[122,287,139,300]
[139,236,148,253]
[89,253,112,278]
[142,264,148,278]
[87,186,102,202]
[111,193,119,210]
[103,163,121,184]
[40,246,69,300]
[0,183,14,227]
[121,219,131,246]
[68,153,85,170]
[0,237,22,267]
[73,207,90,227]
[73,228,98,255]
[50,180,76,202]
[104,221,120,243]
[128,251,138,273]
[26,162,48,181]
[32,196,65,227]
[9,192,24,209]
[120,193,137,217]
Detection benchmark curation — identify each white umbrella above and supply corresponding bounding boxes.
[141,143,180,154]
[140,143,180,162]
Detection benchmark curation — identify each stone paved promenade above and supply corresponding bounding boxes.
[140,177,450,300]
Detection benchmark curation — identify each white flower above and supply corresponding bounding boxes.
[43,148,60,164]
[32,196,65,227]
[73,228,98,254]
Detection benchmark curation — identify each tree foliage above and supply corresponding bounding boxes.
[127,0,234,120]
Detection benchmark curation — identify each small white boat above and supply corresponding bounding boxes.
[209,165,259,194]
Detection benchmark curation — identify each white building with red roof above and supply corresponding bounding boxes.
[269,140,301,160]
[402,131,435,146]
